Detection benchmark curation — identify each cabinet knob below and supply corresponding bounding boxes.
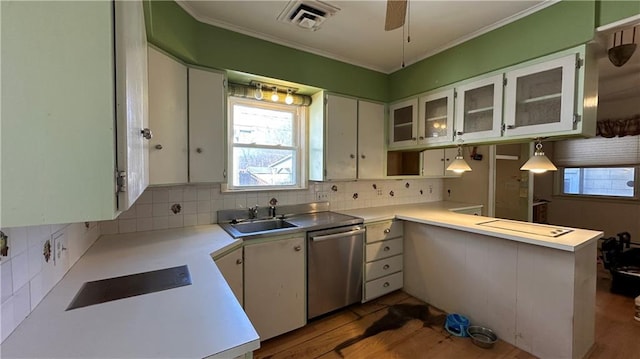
[141,128,153,140]
[383,228,391,234]
[350,154,355,159]
[155,144,163,150]
[294,245,302,252]
[445,158,450,162]
[506,125,516,129]
[383,246,390,251]
[383,282,390,288]
[383,264,390,270]
[419,136,424,140]
[411,137,416,141]
[361,154,366,159]
[196,148,203,153]
[236,259,243,265]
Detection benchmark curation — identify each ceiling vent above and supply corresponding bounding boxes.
[277,0,340,31]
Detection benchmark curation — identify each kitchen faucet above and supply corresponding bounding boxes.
[269,197,278,218]
[248,205,259,220]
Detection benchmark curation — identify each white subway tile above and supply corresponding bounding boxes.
[182,201,197,215]
[183,187,197,202]
[197,201,211,214]
[235,197,247,209]
[29,271,45,311]
[136,218,153,232]
[168,188,183,203]
[197,188,211,201]
[5,227,28,258]
[210,184,221,199]
[10,251,29,293]
[152,189,169,203]
[223,197,236,209]
[1,296,15,342]
[28,242,43,279]
[27,225,50,248]
[168,215,183,229]
[1,259,13,303]
[183,214,198,227]
[152,203,170,217]
[99,220,119,235]
[13,282,30,326]
[197,213,211,225]
[136,204,153,218]
[136,190,153,204]
[118,206,136,220]
[152,217,169,231]
[118,219,137,234]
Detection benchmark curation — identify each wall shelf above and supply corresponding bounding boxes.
[521,92,562,104]
[466,106,494,115]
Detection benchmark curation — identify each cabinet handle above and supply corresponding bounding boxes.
[236,259,243,265]
[383,264,390,270]
[361,154,366,159]
[155,144,163,150]
[196,148,203,153]
[383,228,391,234]
[383,246,390,251]
[419,136,424,140]
[411,137,416,141]
[350,154,355,159]
[141,128,153,140]
[294,245,302,251]
[383,282,390,288]
[506,125,516,129]
[445,158,450,162]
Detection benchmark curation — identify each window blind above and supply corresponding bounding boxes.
[553,136,640,167]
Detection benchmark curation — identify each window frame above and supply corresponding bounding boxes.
[554,165,639,201]
[224,97,307,192]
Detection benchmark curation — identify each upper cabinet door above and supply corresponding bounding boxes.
[357,100,385,179]
[389,99,418,148]
[325,94,358,180]
[418,89,454,145]
[454,74,503,142]
[148,47,188,185]
[503,54,577,137]
[189,68,226,183]
[115,0,149,212]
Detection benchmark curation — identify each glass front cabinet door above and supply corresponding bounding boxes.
[389,98,418,148]
[418,89,454,145]
[454,74,503,142]
[503,54,577,137]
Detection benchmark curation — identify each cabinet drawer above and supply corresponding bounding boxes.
[366,238,403,262]
[365,272,403,301]
[366,221,403,243]
[365,254,403,281]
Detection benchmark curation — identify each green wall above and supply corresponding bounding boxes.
[143,1,388,101]
[388,1,596,101]
[596,0,640,27]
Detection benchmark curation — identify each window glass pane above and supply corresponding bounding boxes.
[232,147,296,187]
[563,167,635,197]
[233,105,293,146]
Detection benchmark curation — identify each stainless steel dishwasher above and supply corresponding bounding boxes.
[307,224,364,320]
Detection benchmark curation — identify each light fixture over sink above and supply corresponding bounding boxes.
[447,143,472,174]
[520,138,557,174]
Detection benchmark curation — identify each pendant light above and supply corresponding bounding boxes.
[254,83,264,100]
[608,27,637,67]
[447,144,472,173]
[270,86,279,102]
[520,139,557,174]
[285,89,294,105]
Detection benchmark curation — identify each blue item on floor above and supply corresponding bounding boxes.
[445,313,470,337]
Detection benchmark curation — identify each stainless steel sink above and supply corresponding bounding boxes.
[231,218,298,234]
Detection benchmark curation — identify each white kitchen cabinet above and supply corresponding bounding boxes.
[363,220,404,302]
[503,54,578,137]
[310,93,385,181]
[357,100,386,179]
[1,0,148,227]
[421,148,461,177]
[148,47,188,185]
[189,68,227,183]
[454,74,504,142]
[244,236,305,341]
[213,246,243,306]
[418,89,455,145]
[388,98,419,148]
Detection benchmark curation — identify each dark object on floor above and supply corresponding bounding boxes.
[600,232,640,297]
[333,303,444,356]
[467,325,498,349]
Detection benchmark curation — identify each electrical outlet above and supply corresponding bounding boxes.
[316,191,329,201]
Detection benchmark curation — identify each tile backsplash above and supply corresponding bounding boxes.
[0,222,100,342]
[100,179,444,235]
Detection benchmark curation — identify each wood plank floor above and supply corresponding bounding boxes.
[254,265,640,359]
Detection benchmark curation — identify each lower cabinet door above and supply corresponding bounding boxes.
[244,236,306,341]
[365,272,404,302]
[213,247,244,307]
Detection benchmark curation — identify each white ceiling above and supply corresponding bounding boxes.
[177,0,552,74]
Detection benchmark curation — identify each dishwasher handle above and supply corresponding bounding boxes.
[311,228,365,242]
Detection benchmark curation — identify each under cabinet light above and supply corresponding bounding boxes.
[271,86,279,102]
[285,89,294,105]
[254,83,264,100]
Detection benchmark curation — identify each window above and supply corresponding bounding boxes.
[226,97,306,190]
[560,167,637,198]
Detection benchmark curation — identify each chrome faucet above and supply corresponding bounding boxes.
[248,205,259,219]
[269,198,278,218]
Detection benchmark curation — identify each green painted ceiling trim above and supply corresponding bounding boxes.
[388,0,596,102]
[596,0,640,27]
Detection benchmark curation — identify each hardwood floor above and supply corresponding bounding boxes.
[254,266,640,359]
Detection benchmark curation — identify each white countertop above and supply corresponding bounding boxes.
[339,201,602,252]
[1,225,259,358]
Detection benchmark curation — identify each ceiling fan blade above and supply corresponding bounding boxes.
[385,0,407,31]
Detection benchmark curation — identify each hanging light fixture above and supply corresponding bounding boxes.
[447,144,472,173]
[520,138,557,174]
[608,27,637,67]
[254,83,264,100]
[270,86,279,102]
[285,88,294,105]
